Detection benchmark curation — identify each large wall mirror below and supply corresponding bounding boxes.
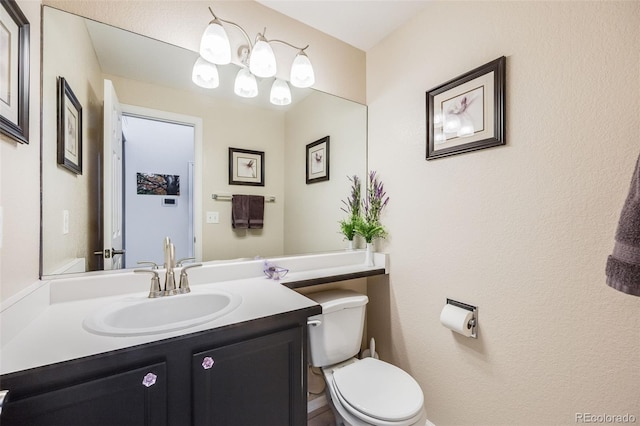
[41,6,367,276]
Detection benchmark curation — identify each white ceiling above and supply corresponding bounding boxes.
[255,1,430,51]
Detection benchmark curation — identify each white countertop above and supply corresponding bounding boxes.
[0,250,388,376]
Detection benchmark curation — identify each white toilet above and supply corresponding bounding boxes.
[306,289,427,426]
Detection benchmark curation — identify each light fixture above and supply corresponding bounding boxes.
[234,67,258,98]
[192,57,220,89]
[250,33,277,78]
[290,50,315,88]
[193,7,315,104]
[270,79,292,106]
[199,17,231,65]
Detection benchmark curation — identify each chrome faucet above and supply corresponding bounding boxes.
[135,237,201,298]
[163,237,177,296]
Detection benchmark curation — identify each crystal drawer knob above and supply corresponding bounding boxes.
[202,357,215,370]
[142,372,157,387]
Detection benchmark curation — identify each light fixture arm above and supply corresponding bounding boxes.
[208,7,253,52]
[266,38,309,53]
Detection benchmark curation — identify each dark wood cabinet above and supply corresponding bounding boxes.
[0,307,319,426]
[1,362,168,426]
[192,327,304,426]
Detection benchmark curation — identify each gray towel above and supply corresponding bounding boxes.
[248,195,265,229]
[232,195,249,229]
[606,153,640,296]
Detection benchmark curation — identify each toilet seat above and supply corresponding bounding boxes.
[330,358,424,425]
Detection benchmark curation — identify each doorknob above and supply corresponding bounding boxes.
[93,248,125,258]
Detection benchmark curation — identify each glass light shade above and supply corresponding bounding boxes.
[443,114,461,133]
[249,39,277,78]
[434,131,447,145]
[192,57,220,89]
[234,68,258,98]
[199,20,231,65]
[457,123,475,137]
[270,79,292,106]
[290,51,315,88]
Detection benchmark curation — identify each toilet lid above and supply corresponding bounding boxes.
[332,358,424,422]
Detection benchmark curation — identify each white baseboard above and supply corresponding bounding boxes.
[308,394,328,413]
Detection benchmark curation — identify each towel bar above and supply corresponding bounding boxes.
[212,194,276,203]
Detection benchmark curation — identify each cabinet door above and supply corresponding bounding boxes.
[192,327,305,426]
[1,362,167,426]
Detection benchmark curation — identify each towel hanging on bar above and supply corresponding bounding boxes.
[231,195,265,229]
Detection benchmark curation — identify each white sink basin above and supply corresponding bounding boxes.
[83,290,242,337]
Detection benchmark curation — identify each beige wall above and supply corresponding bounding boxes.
[0,0,41,300]
[366,1,640,425]
[106,75,287,261]
[283,91,367,254]
[43,0,366,104]
[42,7,103,275]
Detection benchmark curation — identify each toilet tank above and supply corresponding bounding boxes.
[306,289,368,368]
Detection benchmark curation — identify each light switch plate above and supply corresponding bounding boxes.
[63,210,70,234]
[206,211,219,224]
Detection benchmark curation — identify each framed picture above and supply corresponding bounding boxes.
[306,136,330,184]
[0,0,30,144]
[136,173,180,195]
[57,77,83,174]
[426,56,505,160]
[229,147,264,186]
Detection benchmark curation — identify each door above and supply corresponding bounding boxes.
[192,327,306,426]
[1,362,168,426]
[102,79,125,269]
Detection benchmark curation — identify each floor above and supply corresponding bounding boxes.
[307,366,336,426]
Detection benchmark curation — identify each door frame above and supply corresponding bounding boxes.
[120,104,203,263]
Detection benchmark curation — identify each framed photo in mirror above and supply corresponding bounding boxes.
[229,147,264,186]
[57,77,83,174]
[426,56,505,160]
[0,0,30,144]
[306,136,330,184]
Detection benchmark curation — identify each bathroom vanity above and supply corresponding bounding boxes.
[0,252,388,425]
[1,308,313,425]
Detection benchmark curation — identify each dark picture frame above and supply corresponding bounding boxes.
[57,77,83,174]
[229,147,264,186]
[0,0,30,144]
[306,136,330,184]
[426,56,505,160]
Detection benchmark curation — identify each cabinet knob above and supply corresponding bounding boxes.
[202,357,215,370]
[142,373,157,387]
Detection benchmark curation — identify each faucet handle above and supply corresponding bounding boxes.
[134,269,162,298]
[177,263,202,294]
[137,261,159,269]
[176,257,196,267]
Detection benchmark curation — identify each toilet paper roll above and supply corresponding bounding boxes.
[440,304,475,337]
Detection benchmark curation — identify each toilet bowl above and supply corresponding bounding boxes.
[306,290,426,426]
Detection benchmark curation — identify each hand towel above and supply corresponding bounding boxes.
[248,195,265,229]
[606,153,640,296]
[231,195,249,229]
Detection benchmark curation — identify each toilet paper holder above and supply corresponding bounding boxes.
[446,298,478,338]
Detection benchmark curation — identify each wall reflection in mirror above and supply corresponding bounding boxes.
[41,6,367,276]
